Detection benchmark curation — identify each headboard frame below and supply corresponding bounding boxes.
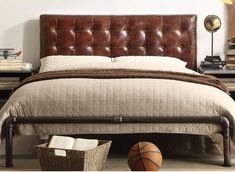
[40,15,197,70]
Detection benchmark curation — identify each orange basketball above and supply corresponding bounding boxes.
[127,142,162,171]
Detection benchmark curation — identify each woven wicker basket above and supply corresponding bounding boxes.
[36,140,112,171]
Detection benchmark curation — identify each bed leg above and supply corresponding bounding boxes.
[5,117,14,168]
[221,116,231,167]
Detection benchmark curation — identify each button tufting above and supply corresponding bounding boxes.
[41,15,196,70]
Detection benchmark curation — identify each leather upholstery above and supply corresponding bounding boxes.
[40,15,197,70]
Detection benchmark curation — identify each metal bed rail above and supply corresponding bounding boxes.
[4,115,231,167]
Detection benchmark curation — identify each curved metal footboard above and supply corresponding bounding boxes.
[4,116,231,167]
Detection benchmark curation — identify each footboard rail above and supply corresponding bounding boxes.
[4,116,231,167]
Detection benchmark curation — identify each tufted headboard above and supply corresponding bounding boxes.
[40,15,197,70]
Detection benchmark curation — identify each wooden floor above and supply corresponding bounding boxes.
[0,154,235,171]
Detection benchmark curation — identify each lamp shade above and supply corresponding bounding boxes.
[222,0,234,4]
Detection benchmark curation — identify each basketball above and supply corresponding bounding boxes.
[127,142,162,171]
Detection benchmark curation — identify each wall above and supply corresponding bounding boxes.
[0,0,229,156]
[0,0,228,68]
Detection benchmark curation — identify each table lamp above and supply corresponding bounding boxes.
[204,15,222,61]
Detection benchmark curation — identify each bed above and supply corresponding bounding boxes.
[1,14,235,167]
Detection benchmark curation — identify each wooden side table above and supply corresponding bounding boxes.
[0,69,34,108]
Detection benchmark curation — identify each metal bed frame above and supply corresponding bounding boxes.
[4,115,231,167]
[3,15,231,168]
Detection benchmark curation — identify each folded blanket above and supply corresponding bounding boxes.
[13,69,227,93]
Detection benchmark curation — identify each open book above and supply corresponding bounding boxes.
[48,135,99,151]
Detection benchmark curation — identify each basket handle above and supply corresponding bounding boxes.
[54,149,67,157]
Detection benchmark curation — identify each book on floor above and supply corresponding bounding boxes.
[48,135,99,151]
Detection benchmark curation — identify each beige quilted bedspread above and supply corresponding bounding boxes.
[0,77,235,137]
[0,63,235,139]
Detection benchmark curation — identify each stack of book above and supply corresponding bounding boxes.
[0,58,24,70]
[0,77,19,90]
[227,49,235,69]
[228,37,235,49]
[219,78,235,92]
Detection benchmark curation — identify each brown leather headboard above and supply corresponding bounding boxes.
[40,15,197,70]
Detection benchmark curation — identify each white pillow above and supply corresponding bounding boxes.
[39,55,111,73]
[111,61,197,74]
[114,56,187,67]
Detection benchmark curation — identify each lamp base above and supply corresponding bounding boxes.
[205,56,221,62]
[201,56,226,69]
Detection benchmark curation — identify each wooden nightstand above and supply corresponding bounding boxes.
[0,69,34,108]
[198,66,235,99]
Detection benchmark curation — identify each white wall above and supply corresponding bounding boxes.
[0,0,229,68]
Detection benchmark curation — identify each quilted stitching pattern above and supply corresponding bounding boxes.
[2,78,235,136]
